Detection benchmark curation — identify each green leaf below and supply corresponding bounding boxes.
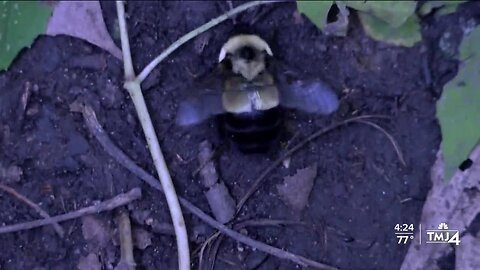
[419,1,447,16]
[437,27,480,180]
[344,0,417,28]
[358,12,421,47]
[0,1,52,70]
[436,1,465,16]
[419,1,466,17]
[296,0,334,29]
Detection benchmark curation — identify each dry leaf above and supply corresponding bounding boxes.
[77,253,102,270]
[133,228,152,250]
[277,164,317,212]
[82,215,111,251]
[205,182,236,224]
[401,145,480,270]
[46,1,122,59]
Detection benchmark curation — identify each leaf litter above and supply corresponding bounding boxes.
[277,164,317,212]
[46,1,122,60]
[81,215,112,252]
[401,145,480,270]
[77,253,102,270]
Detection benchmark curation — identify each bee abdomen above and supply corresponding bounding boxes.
[223,107,283,153]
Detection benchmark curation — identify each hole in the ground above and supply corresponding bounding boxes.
[327,4,340,24]
[458,158,473,171]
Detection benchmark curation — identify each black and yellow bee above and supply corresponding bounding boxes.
[176,34,339,153]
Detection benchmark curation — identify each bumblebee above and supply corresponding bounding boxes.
[176,34,339,153]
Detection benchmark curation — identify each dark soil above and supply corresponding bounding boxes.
[1,1,479,270]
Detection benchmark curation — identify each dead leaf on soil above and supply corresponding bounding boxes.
[401,144,480,270]
[82,215,111,252]
[77,253,102,270]
[277,164,317,212]
[46,1,122,60]
[133,228,152,250]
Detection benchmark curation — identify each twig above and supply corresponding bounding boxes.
[198,140,235,224]
[116,1,134,80]
[0,183,64,237]
[136,0,283,84]
[0,188,142,234]
[76,103,337,270]
[207,234,224,270]
[234,219,307,230]
[192,231,218,258]
[199,232,221,270]
[354,119,407,166]
[116,2,190,269]
[205,219,305,270]
[115,209,136,270]
[236,115,390,214]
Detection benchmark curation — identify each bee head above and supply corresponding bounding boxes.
[218,35,273,81]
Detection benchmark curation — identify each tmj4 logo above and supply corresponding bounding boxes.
[425,222,460,245]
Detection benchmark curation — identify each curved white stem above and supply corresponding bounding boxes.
[116,2,190,269]
[115,1,286,269]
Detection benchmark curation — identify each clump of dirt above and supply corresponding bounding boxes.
[0,1,479,269]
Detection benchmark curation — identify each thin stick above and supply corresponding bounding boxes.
[116,209,136,270]
[199,232,221,270]
[116,2,190,269]
[207,234,224,270]
[236,115,390,213]
[202,219,307,269]
[77,103,337,270]
[136,0,283,84]
[0,183,64,237]
[355,119,407,166]
[116,0,134,80]
[0,188,142,234]
[234,219,307,229]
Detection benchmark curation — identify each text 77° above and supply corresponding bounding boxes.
[397,235,413,244]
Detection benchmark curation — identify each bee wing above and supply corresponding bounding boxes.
[175,92,225,126]
[279,80,339,115]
